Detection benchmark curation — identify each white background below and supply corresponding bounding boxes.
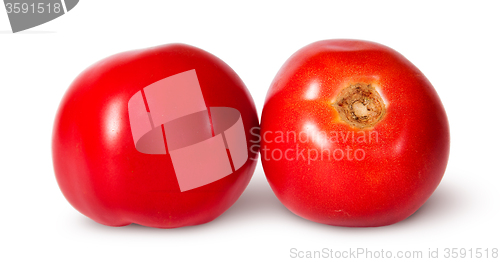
[1,1,499,261]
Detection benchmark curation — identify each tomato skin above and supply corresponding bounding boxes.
[261,40,450,227]
[52,44,259,228]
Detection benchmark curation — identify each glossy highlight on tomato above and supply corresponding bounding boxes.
[52,44,259,228]
[260,39,450,227]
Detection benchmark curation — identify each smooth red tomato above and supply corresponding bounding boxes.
[52,44,259,228]
[260,39,450,227]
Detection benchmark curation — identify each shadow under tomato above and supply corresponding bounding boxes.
[76,172,464,231]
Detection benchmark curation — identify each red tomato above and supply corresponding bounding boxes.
[52,44,259,228]
[260,40,450,227]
